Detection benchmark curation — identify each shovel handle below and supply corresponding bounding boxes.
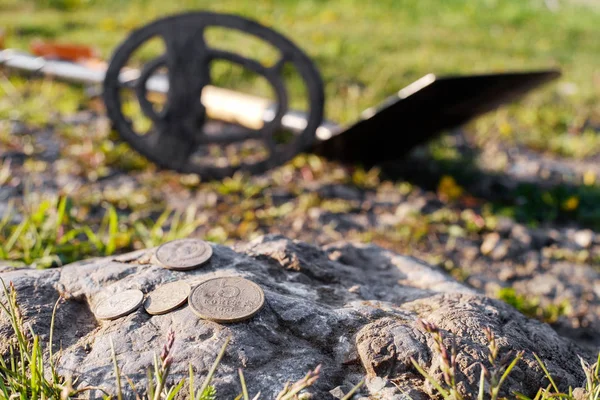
[145,85,272,130]
[202,86,270,130]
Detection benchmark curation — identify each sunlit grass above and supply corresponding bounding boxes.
[0,194,205,268]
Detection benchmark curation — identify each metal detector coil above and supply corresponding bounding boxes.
[103,12,325,179]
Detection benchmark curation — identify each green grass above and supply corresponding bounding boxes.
[0,193,204,268]
[0,280,97,398]
[497,287,570,324]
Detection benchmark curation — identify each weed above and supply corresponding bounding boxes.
[0,196,85,268]
[411,320,464,400]
[0,280,98,398]
[514,353,600,399]
[411,319,600,400]
[481,327,524,400]
[276,365,321,400]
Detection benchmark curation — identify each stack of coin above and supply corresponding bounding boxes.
[93,239,265,323]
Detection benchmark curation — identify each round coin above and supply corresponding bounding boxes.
[188,277,265,323]
[94,289,144,320]
[144,281,191,315]
[155,238,213,271]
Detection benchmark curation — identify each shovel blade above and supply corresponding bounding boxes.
[314,70,560,165]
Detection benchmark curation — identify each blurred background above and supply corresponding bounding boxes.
[0,0,599,345]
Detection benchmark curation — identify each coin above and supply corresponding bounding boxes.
[155,238,213,271]
[188,277,265,323]
[94,289,144,320]
[144,281,191,315]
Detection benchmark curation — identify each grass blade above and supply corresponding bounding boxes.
[82,226,104,253]
[477,366,485,400]
[198,336,230,397]
[5,218,29,253]
[48,296,61,362]
[55,196,68,234]
[498,351,523,389]
[238,368,249,400]
[189,363,195,400]
[341,378,364,400]
[30,335,39,399]
[533,353,560,393]
[410,358,451,399]
[165,379,185,400]
[147,367,155,400]
[110,337,123,400]
[106,206,118,256]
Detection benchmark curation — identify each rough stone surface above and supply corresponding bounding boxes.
[0,235,594,398]
[4,116,600,352]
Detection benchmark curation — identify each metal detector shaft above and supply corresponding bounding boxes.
[0,49,340,139]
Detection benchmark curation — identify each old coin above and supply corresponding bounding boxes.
[94,289,144,320]
[155,238,213,271]
[188,277,265,323]
[144,280,191,315]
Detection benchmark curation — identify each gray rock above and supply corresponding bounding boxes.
[0,235,593,399]
[329,386,346,399]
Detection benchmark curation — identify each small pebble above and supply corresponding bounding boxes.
[573,229,594,248]
[481,232,500,255]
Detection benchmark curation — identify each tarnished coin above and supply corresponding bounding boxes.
[155,238,213,271]
[94,289,144,320]
[188,277,265,323]
[144,281,191,315]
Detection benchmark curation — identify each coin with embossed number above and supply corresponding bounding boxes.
[155,238,213,271]
[94,289,144,320]
[144,281,191,315]
[188,277,265,323]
